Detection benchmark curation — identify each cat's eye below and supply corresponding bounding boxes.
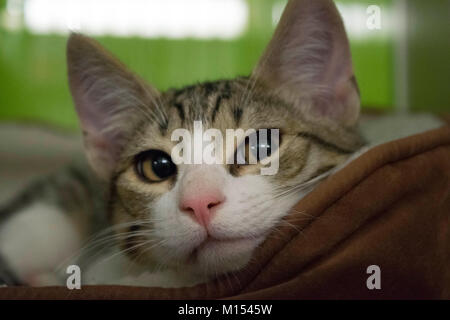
[235,129,279,165]
[135,150,177,182]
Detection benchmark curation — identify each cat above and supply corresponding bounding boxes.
[0,0,365,288]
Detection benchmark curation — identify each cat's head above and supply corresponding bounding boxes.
[67,0,363,278]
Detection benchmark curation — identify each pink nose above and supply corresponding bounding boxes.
[180,193,224,226]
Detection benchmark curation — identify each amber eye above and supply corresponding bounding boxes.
[135,150,177,182]
[235,129,279,165]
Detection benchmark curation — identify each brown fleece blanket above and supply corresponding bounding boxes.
[1,125,449,299]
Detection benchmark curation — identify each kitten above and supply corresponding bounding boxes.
[0,0,364,287]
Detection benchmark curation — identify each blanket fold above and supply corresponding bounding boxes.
[1,125,449,299]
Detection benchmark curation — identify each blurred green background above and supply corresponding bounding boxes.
[0,0,448,130]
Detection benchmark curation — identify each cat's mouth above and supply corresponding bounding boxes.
[185,235,265,270]
[198,236,252,250]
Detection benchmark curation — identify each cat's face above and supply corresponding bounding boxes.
[108,79,361,276]
[67,0,363,278]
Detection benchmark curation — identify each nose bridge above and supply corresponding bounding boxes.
[179,164,226,195]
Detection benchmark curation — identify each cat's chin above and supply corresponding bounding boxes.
[186,235,265,276]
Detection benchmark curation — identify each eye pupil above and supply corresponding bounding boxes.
[256,130,272,160]
[136,150,176,182]
[249,129,273,161]
[152,155,175,179]
[236,129,277,165]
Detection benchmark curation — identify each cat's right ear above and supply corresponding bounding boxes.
[67,34,161,180]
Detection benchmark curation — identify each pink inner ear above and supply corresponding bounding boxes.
[70,85,120,177]
[72,76,136,179]
[67,33,161,180]
[254,0,360,127]
[83,132,119,180]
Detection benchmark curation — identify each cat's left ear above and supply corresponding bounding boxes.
[254,0,360,127]
[67,34,161,180]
